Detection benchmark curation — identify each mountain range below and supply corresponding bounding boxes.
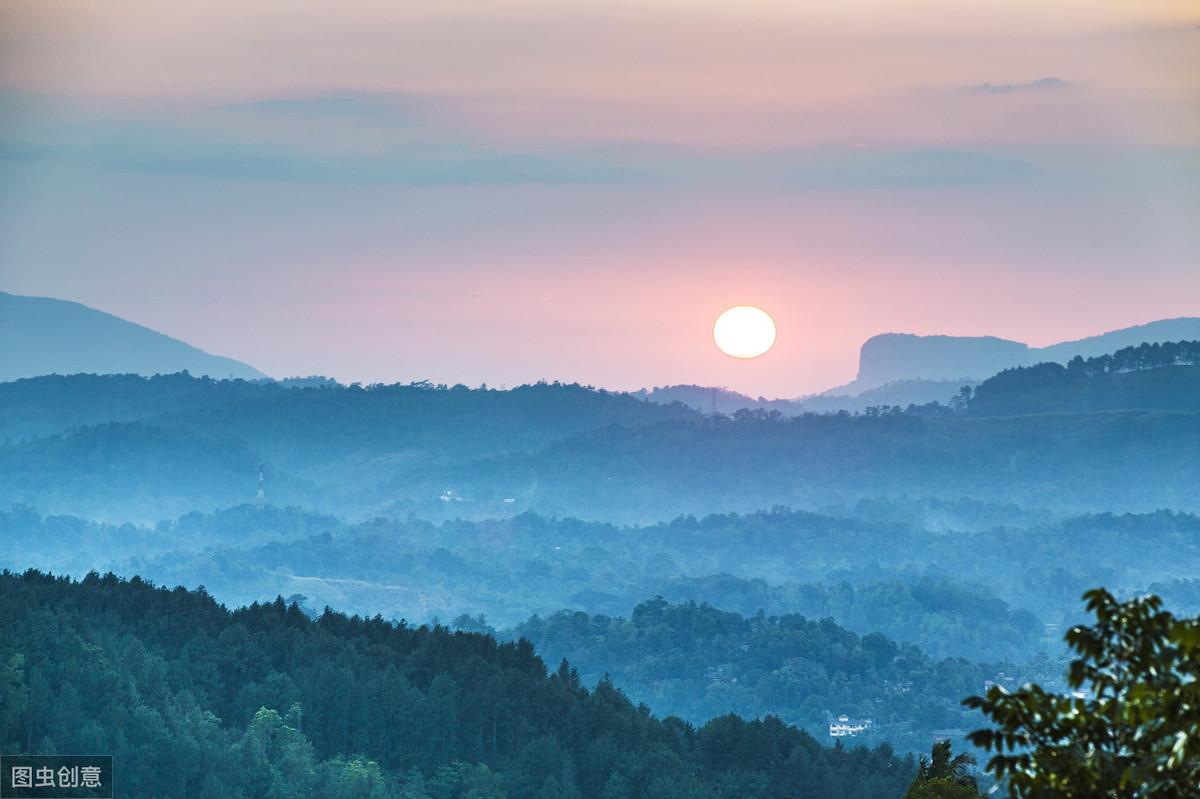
[842,317,1200,393]
[0,291,266,382]
[2,292,1198,793]
[647,318,1200,415]
[2,290,1196,414]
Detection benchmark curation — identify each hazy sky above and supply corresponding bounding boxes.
[2,1,1197,396]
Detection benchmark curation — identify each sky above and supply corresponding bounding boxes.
[1,1,1198,396]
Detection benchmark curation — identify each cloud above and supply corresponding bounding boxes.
[767,148,1041,188]
[222,91,450,130]
[231,91,420,117]
[0,91,648,185]
[968,77,1069,95]
[0,133,649,185]
[5,90,1174,193]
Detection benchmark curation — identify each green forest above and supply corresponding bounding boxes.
[0,570,916,799]
[508,598,1022,753]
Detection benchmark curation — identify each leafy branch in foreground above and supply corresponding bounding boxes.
[965,588,1200,798]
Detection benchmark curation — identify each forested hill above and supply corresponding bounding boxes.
[509,598,1011,754]
[0,373,699,450]
[4,364,1200,522]
[418,410,1200,518]
[0,375,703,520]
[11,505,1194,661]
[965,340,1200,416]
[0,570,915,799]
[7,400,1198,524]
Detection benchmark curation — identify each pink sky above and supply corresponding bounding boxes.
[1,1,1197,395]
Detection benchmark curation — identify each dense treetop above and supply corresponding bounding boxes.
[965,340,1200,416]
[0,569,915,799]
[0,373,699,451]
[509,598,1014,753]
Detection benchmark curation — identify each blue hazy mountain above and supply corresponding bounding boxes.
[641,379,975,415]
[846,333,1028,392]
[0,291,267,381]
[839,318,1200,394]
[1031,317,1200,363]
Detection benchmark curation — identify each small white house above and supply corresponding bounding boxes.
[829,716,871,737]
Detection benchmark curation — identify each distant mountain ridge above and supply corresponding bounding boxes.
[844,334,1027,393]
[646,317,1200,416]
[1032,318,1200,363]
[965,339,1200,417]
[6,290,1196,414]
[0,291,266,381]
[2,366,1199,523]
[641,379,975,416]
[845,317,1200,394]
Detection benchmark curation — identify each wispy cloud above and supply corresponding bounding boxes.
[779,149,1040,187]
[0,91,648,185]
[3,90,1187,193]
[0,135,652,185]
[221,91,450,130]
[968,77,1069,95]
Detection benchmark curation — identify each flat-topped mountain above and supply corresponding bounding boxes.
[850,333,1028,392]
[0,291,266,382]
[838,317,1200,395]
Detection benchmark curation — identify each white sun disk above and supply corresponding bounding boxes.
[714,306,776,359]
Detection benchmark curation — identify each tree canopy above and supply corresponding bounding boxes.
[0,569,916,799]
[966,589,1200,798]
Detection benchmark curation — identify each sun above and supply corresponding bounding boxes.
[713,306,776,359]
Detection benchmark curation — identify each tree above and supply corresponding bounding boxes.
[0,653,29,750]
[235,707,320,799]
[904,779,980,799]
[323,756,396,799]
[901,740,980,799]
[949,386,973,412]
[965,588,1200,798]
[398,768,431,799]
[598,773,631,799]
